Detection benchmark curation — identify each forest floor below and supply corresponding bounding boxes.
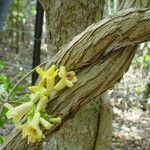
[0,43,150,150]
[111,63,150,150]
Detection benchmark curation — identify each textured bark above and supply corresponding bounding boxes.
[45,1,112,150]
[43,1,107,150]
[45,0,104,56]
[46,8,150,70]
[1,7,150,150]
[119,0,150,10]
[95,93,112,150]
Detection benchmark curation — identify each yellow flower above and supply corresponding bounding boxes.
[40,118,53,129]
[50,117,62,124]
[19,111,44,144]
[30,93,40,103]
[36,95,49,112]
[54,66,78,91]
[36,65,58,93]
[4,102,34,126]
[28,79,48,96]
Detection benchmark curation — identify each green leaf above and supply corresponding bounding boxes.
[0,107,8,128]
[0,135,5,144]
[13,94,30,104]
[0,120,5,128]
[23,94,30,102]
[0,75,11,92]
[27,105,36,120]
[41,113,61,124]
[145,54,150,61]
[41,113,52,122]
[0,60,6,70]
[0,75,7,81]
[15,85,24,92]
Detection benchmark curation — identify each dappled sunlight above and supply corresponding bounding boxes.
[111,45,150,149]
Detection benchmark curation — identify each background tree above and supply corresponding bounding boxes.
[0,0,150,150]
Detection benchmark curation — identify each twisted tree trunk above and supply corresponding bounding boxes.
[1,0,150,150]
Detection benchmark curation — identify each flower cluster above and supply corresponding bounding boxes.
[4,65,77,143]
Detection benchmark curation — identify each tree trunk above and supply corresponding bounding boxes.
[1,0,150,150]
[43,1,112,150]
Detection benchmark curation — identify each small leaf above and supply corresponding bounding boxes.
[41,113,52,122]
[15,85,24,92]
[0,60,6,70]
[0,135,5,144]
[41,113,61,124]
[0,120,5,128]
[27,105,36,120]
[145,54,150,61]
[22,94,30,102]
[0,75,11,92]
[0,75,7,81]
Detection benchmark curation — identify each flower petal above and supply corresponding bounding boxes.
[58,66,66,78]
[65,80,73,87]
[30,93,40,103]
[47,65,56,76]
[6,102,34,125]
[19,111,44,143]
[40,118,53,129]
[67,71,75,77]
[4,103,14,110]
[72,76,78,83]
[54,79,66,91]
[28,86,48,96]
[36,96,48,112]
[46,77,55,93]
[36,67,46,77]
[50,117,61,124]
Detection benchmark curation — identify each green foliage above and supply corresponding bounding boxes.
[0,60,6,70]
[19,94,30,102]
[132,42,150,69]
[0,59,28,139]
[0,59,25,94]
[0,75,11,92]
[0,107,8,128]
[0,59,12,95]
[41,112,61,124]
[41,112,52,122]
[0,135,5,144]
[0,59,24,97]
[144,54,150,68]
[0,107,7,144]
[27,104,36,120]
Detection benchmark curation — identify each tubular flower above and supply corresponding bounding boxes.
[49,117,62,124]
[28,79,48,96]
[40,118,53,129]
[4,102,34,126]
[54,66,78,91]
[19,111,44,144]
[36,95,49,112]
[30,93,40,103]
[36,65,58,93]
